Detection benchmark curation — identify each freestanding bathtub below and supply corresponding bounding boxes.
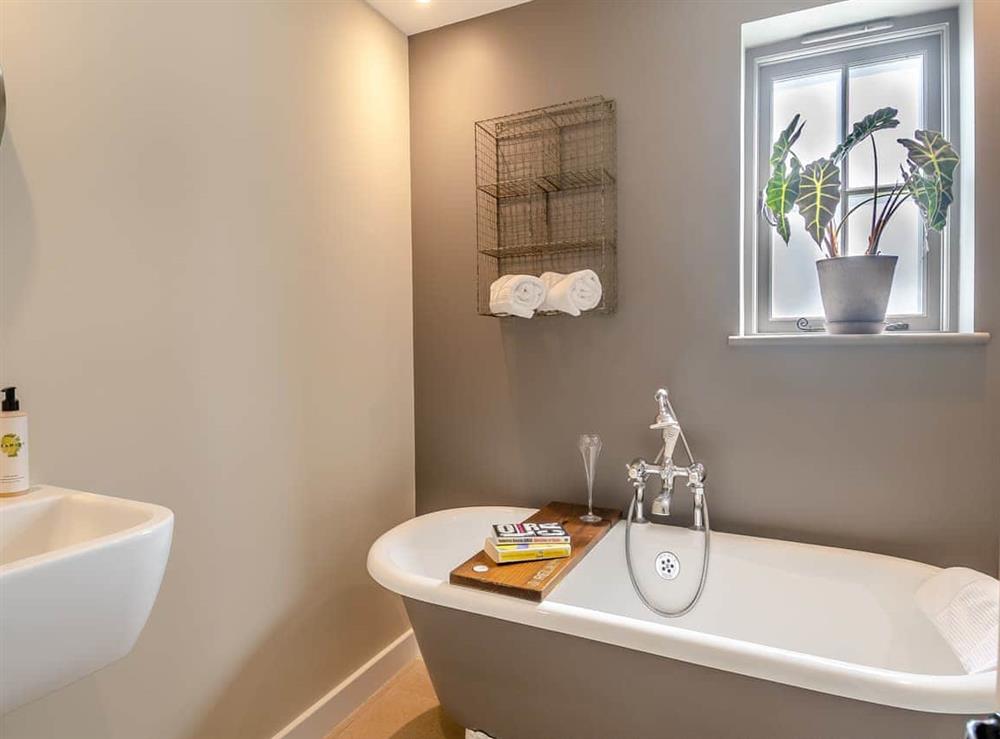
[368,506,998,739]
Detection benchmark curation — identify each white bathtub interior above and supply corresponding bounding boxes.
[549,521,963,675]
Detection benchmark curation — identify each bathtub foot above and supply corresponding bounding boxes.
[465,730,496,739]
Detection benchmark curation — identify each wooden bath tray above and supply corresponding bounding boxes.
[449,501,621,602]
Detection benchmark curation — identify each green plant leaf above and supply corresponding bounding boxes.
[830,107,900,163]
[795,158,840,246]
[769,114,804,168]
[760,115,805,243]
[904,167,949,231]
[763,156,801,244]
[898,130,959,232]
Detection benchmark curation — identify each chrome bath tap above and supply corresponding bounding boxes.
[624,386,712,618]
[625,388,706,530]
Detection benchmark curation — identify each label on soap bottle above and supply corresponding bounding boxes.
[0,413,29,494]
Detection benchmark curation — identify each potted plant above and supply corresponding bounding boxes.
[761,107,959,334]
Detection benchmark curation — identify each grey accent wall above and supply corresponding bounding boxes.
[409,0,998,573]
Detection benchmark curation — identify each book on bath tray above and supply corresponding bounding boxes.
[491,522,570,544]
[485,522,572,564]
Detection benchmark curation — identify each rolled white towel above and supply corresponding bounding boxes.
[916,567,998,674]
[489,274,546,318]
[539,270,603,316]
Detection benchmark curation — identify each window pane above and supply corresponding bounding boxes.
[771,227,827,319]
[846,195,924,315]
[773,68,842,167]
[770,69,842,320]
[848,56,923,188]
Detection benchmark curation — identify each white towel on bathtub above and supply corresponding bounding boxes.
[489,274,546,318]
[538,270,603,316]
[916,567,999,674]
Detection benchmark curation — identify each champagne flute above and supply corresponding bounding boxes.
[578,433,603,523]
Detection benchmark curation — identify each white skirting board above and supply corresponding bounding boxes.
[272,629,420,739]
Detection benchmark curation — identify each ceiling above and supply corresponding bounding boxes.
[366,0,533,36]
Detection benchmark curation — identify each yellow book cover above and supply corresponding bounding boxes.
[484,538,571,564]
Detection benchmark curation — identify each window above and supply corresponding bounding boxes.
[743,10,961,334]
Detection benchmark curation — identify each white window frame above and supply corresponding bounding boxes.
[742,10,961,336]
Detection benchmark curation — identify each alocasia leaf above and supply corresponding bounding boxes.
[830,107,899,163]
[904,167,949,231]
[898,130,959,232]
[795,158,841,246]
[770,114,804,168]
[764,156,801,244]
[760,115,805,243]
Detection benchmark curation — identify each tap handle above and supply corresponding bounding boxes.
[690,462,705,481]
[626,458,647,481]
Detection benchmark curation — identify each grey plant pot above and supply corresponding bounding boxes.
[815,255,898,334]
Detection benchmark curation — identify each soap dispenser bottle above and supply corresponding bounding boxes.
[1,386,29,495]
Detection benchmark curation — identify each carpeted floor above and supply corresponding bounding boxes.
[327,660,464,739]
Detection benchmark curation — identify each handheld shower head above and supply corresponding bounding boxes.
[650,388,681,462]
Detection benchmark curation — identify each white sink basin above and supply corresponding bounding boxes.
[0,485,173,713]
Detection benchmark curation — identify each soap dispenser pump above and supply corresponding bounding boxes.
[1,386,29,495]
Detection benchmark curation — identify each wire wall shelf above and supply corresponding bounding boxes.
[475,96,617,316]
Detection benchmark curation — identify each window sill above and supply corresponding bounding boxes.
[728,332,991,347]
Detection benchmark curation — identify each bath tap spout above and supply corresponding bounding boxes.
[650,488,672,516]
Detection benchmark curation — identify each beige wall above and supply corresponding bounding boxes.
[409,0,999,573]
[0,1,414,738]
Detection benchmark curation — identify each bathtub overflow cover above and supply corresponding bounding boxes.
[655,551,680,580]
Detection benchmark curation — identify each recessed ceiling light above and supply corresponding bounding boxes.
[416,0,431,4]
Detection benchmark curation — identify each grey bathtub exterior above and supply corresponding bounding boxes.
[406,598,974,739]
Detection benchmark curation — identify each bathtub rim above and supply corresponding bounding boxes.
[367,505,998,715]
